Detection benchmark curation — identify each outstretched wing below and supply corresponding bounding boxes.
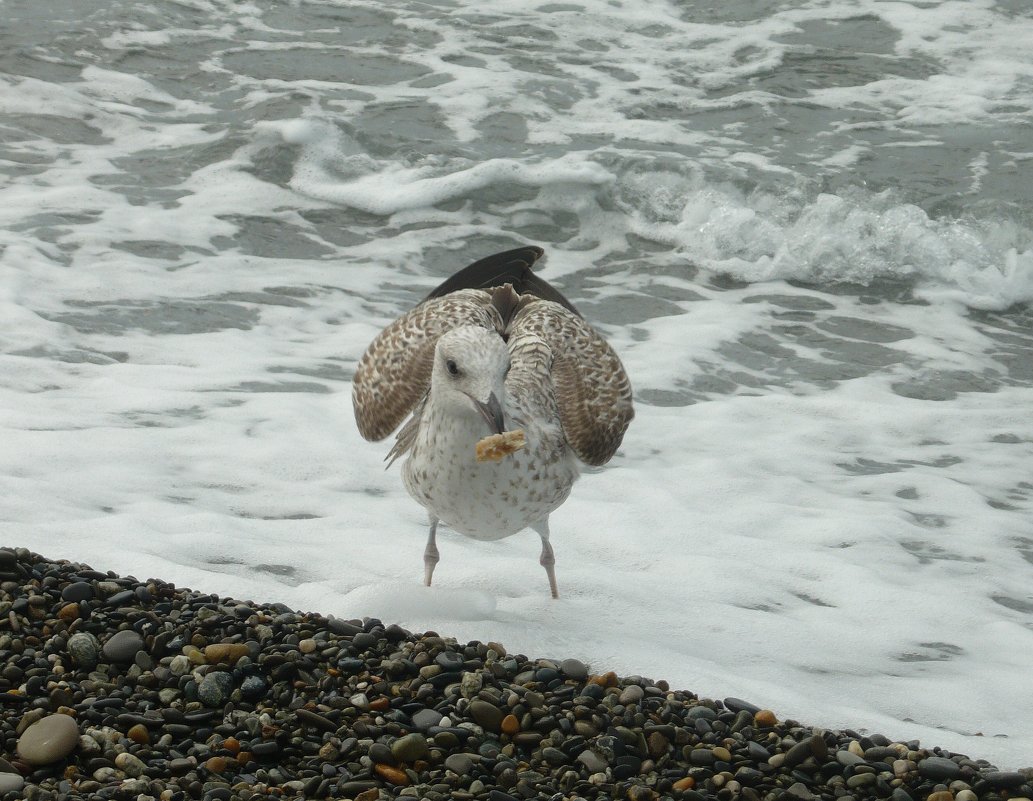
[352,289,497,441]
[510,300,633,466]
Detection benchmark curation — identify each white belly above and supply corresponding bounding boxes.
[402,413,578,540]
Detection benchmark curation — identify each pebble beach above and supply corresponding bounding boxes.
[1,547,1029,801]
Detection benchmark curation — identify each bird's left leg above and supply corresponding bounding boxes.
[424,517,440,587]
[532,519,559,599]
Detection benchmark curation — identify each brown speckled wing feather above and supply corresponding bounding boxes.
[510,300,633,466]
[352,289,498,441]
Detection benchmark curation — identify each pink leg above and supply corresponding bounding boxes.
[424,519,440,587]
[534,520,559,599]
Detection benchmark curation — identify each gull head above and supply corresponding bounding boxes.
[432,326,509,435]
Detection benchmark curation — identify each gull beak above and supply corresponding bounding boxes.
[472,392,505,435]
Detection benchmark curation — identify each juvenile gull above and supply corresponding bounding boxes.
[352,246,633,598]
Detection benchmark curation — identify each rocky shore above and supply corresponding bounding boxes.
[0,547,1029,801]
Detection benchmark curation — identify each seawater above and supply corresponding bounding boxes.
[2,0,1032,769]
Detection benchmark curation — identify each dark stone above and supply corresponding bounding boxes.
[723,697,761,715]
[61,582,95,603]
[435,651,465,672]
[983,772,1026,789]
[918,757,961,781]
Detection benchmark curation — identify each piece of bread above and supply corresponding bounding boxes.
[475,429,527,462]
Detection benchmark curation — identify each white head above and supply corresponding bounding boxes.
[432,326,510,434]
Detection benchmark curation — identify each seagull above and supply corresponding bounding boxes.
[352,246,633,598]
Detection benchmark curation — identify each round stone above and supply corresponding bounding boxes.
[0,774,25,794]
[754,709,777,727]
[560,658,588,680]
[837,750,867,766]
[918,757,961,781]
[61,582,94,603]
[460,671,483,698]
[618,684,644,705]
[847,773,877,789]
[102,629,144,663]
[391,733,429,763]
[469,699,504,732]
[204,643,250,665]
[445,753,474,775]
[17,714,80,766]
[114,752,147,778]
[577,749,608,774]
[411,708,443,730]
[67,632,100,670]
[198,671,234,707]
[435,651,464,671]
[241,674,268,699]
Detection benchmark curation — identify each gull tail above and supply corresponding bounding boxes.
[424,246,580,316]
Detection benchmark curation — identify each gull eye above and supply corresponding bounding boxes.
[446,358,459,376]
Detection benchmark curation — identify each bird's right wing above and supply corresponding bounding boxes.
[352,289,497,442]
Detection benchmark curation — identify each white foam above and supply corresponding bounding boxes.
[2,0,1032,773]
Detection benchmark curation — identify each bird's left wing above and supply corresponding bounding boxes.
[509,299,633,466]
[352,289,497,442]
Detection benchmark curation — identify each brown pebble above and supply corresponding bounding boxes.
[57,603,80,623]
[369,697,390,711]
[374,763,410,786]
[673,776,696,791]
[927,792,954,801]
[222,736,240,755]
[355,789,380,801]
[754,709,777,727]
[501,714,520,735]
[627,785,656,801]
[206,756,227,773]
[589,671,618,687]
[203,644,250,665]
[126,724,149,745]
[236,751,251,765]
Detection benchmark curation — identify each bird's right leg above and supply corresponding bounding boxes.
[423,517,440,587]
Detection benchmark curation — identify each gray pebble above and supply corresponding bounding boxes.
[198,671,234,707]
[837,750,867,766]
[619,684,644,705]
[67,632,101,670]
[445,753,474,774]
[577,749,608,773]
[102,629,144,662]
[391,733,429,763]
[17,714,80,765]
[411,708,443,730]
[559,658,588,680]
[61,582,94,603]
[469,699,503,732]
[918,757,961,781]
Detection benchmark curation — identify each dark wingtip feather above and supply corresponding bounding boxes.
[424,245,580,316]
